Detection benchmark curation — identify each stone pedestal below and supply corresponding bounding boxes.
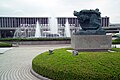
[71,35,112,51]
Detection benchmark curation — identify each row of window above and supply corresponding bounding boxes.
[0,17,109,28]
[0,17,48,27]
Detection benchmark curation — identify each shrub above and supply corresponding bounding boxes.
[0,42,12,47]
[0,38,71,41]
[112,38,120,44]
[32,48,120,80]
[111,48,120,52]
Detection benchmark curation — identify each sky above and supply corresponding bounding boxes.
[0,0,120,23]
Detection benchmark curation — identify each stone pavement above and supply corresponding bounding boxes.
[0,44,70,80]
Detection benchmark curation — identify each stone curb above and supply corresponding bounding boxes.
[30,68,51,80]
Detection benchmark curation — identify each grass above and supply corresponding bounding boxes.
[32,48,120,80]
[112,48,120,52]
[0,42,12,47]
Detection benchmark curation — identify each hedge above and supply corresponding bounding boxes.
[32,48,120,80]
[0,42,12,47]
[0,38,71,41]
[112,38,120,44]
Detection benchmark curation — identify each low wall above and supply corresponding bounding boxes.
[2,41,71,45]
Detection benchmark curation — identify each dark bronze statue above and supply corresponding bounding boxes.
[73,8,106,35]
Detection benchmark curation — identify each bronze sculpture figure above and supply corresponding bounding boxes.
[73,8,106,35]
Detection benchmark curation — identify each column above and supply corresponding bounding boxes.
[32,18,34,24]
[102,18,105,27]
[6,17,8,28]
[107,17,109,27]
[6,17,9,27]
[4,18,5,28]
[12,17,14,27]
[9,17,10,28]
[16,18,18,28]
[25,17,26,25]
[14,18,16,28]
[1,17,3,28]
[105,18,107,27]
[20,18,21,26]
[61,18,63,26]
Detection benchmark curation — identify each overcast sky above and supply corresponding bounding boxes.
[0,0,120,23]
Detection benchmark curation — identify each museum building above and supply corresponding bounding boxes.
[0,16,109,38]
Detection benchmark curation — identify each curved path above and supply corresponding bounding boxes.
[0,44,70,80]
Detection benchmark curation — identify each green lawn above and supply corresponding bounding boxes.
[112,48,120,52]
[32,48,120,80]
[0,42,12,47]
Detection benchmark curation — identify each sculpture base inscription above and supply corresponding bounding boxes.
[71,35,112,51]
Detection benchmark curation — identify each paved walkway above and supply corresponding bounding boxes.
[0,48,12,53]
[0,44,70,80]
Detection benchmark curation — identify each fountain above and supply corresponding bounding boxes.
[13,24,36,38]
[13,26,27,38]
[42,16,60,38]
[49,16,58,34]
[65,18,71,37]
[35,21,41,38]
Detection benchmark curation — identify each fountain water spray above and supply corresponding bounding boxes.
[35,21,41,38]
[65,18,71,37]
[49,16,58,34]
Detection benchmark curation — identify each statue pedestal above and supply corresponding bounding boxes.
[71,35,112,51]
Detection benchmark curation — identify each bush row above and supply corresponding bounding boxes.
[0,38,71,41]
[112,38,120,44]
[0,42,12,47]
[1,37,120,44]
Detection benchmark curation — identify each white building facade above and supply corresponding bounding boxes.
[0,17,109,38]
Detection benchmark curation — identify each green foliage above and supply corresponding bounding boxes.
[0,42,12,47]
[0,38,71,41]
[32,48,120,80]
[2,37,120,44]
[1,37,120,44]
[112,38,120,44]
[111,48,120,52]
[112,35,118,37]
